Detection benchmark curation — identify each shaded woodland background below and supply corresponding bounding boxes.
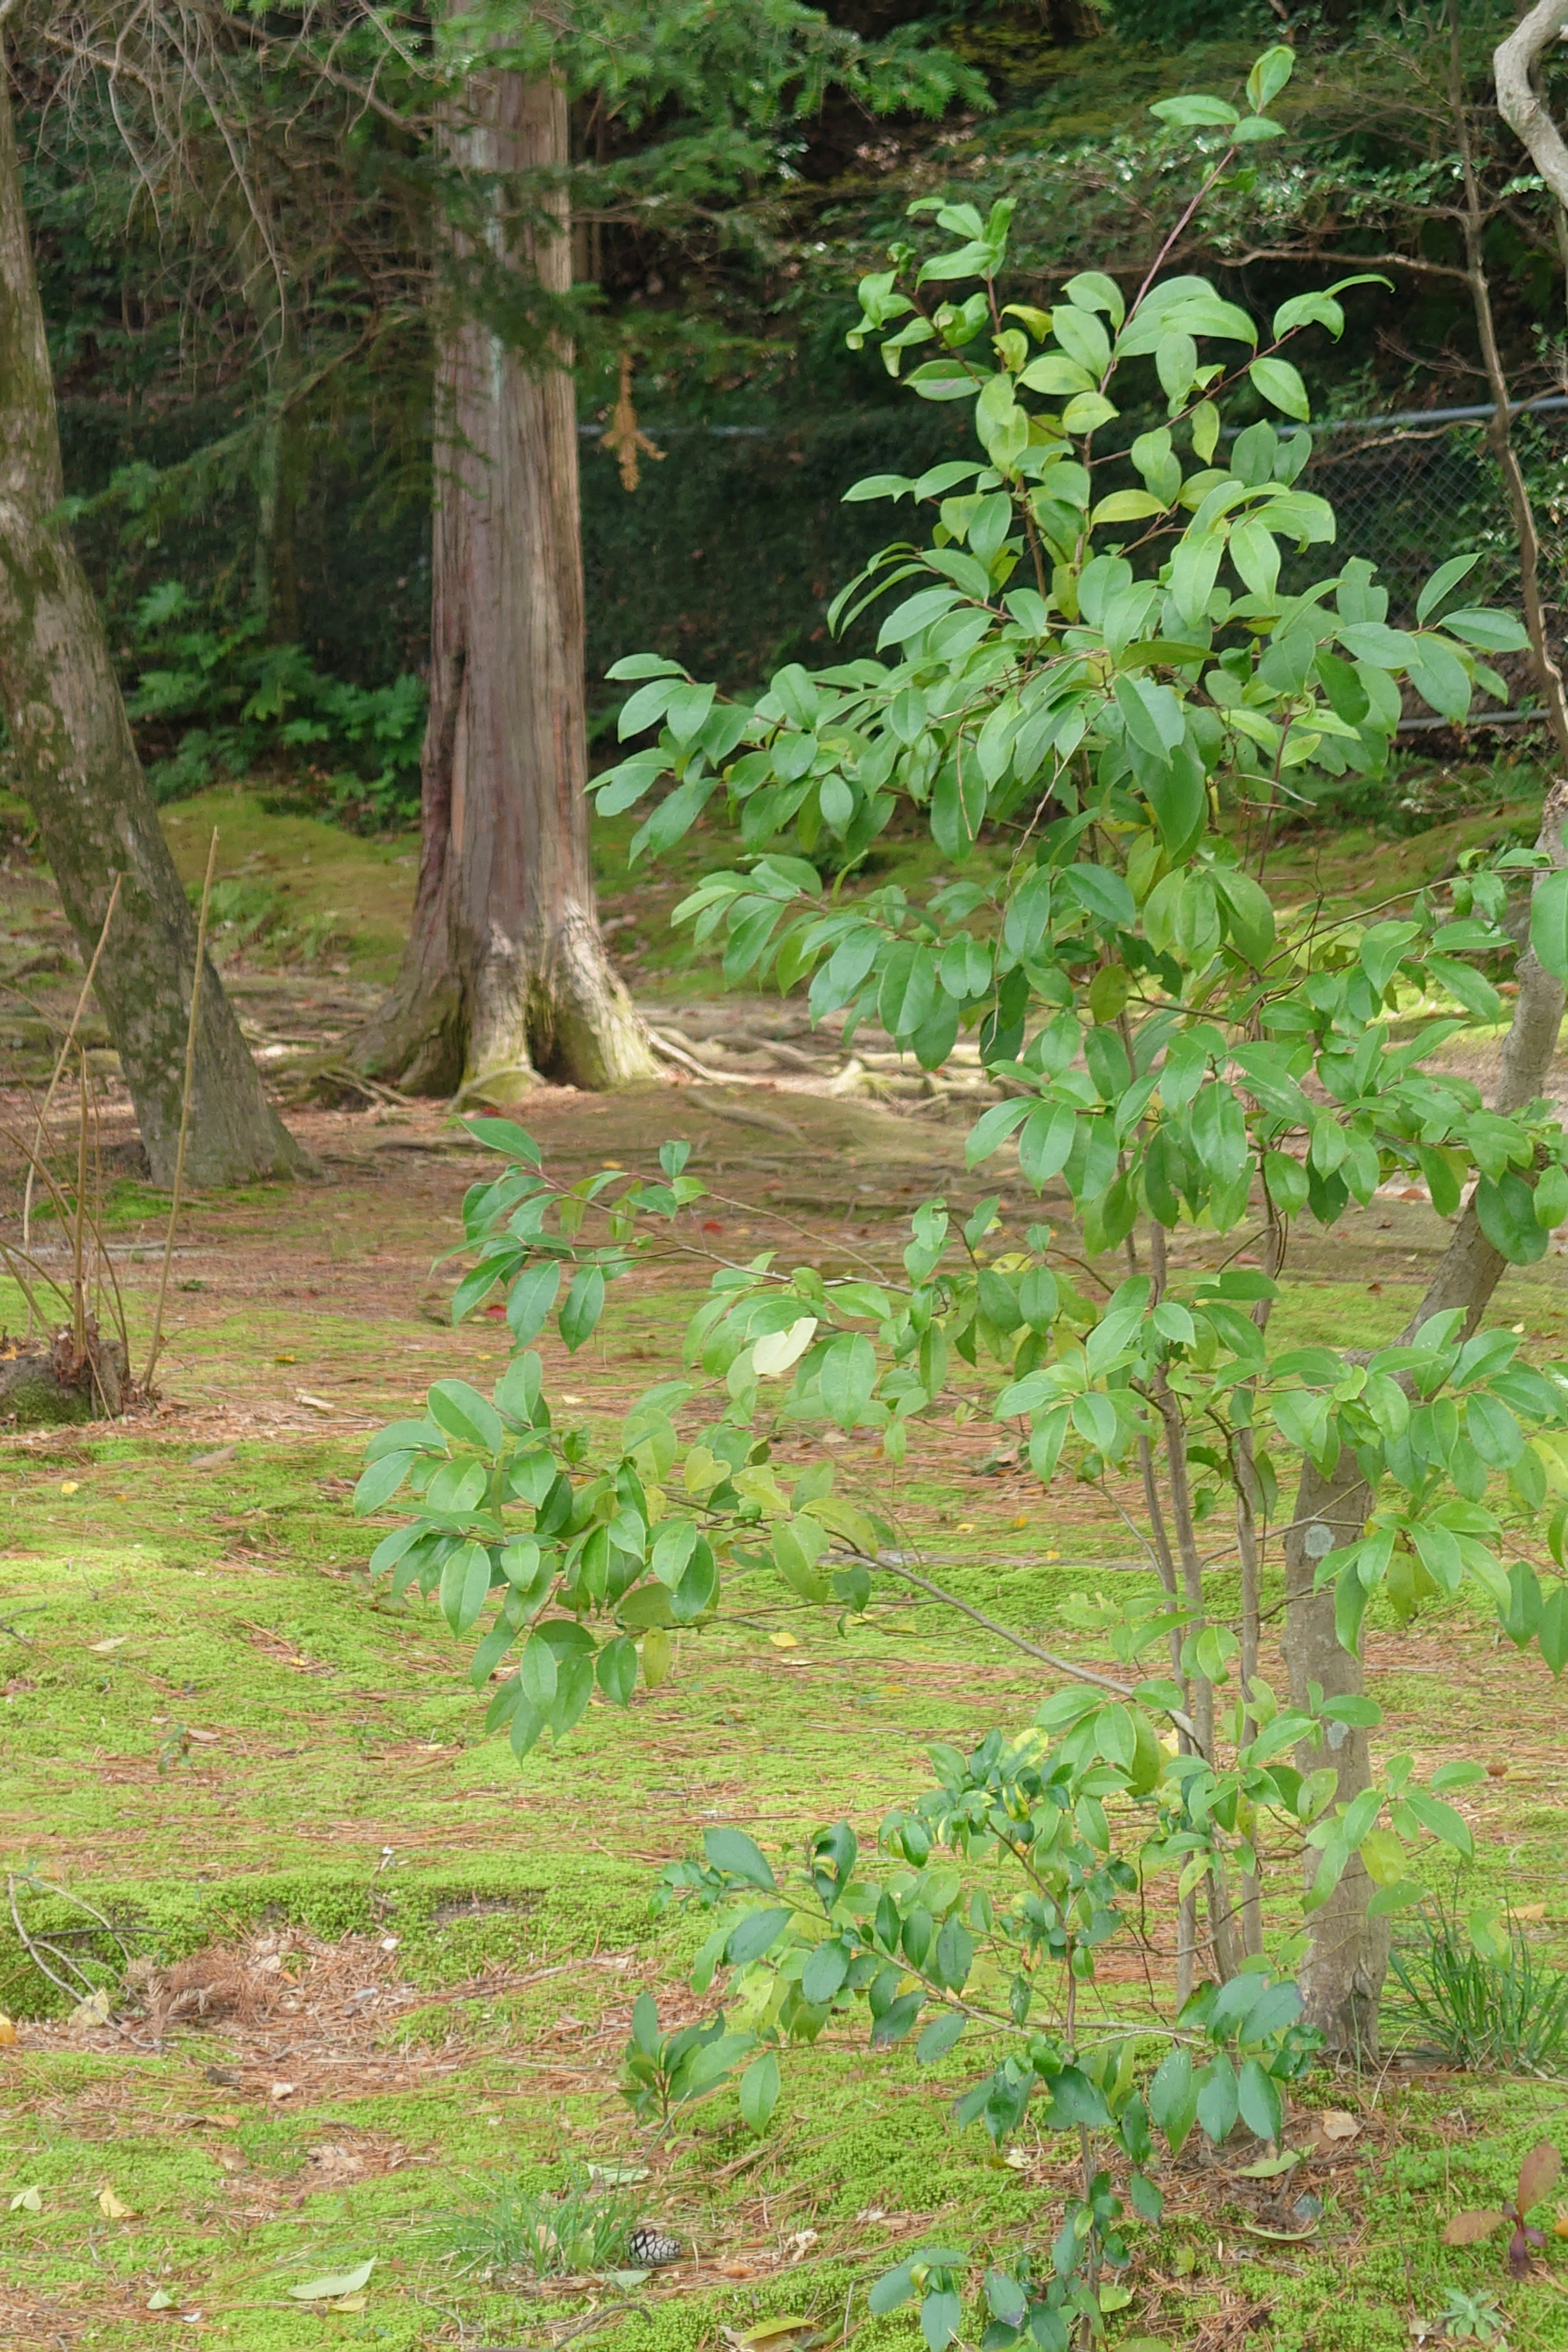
[16,0,1568,832]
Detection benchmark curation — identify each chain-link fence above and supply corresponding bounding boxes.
[581,396,1568,712]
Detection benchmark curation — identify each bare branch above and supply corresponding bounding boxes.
[1496,0,1568,207]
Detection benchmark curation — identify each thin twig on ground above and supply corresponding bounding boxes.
[145,829,218,1387]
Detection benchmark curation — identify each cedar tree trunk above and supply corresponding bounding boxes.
[1283,782,1568,2058]
[359,73,653,1100]
[0,73,304,1187]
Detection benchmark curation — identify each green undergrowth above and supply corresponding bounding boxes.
[4,1174,1568,2343]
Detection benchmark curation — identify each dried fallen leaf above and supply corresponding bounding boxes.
[1443,2208,1507,2245]
[87,1637,127,1655]
[70,1989,111,2027]
[0,2014,17,2047]
[97,2187,134,2220]
[295,1392,335,1413]
[185,1729,220,1744]
[287,2258,374,2301]
[1319,2109,1361,2142]
[1235,2149,1304,2179]
[722,2320,820,2352]
[270,2081,296,2101]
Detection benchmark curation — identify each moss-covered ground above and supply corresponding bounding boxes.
[2,782,1568,2349]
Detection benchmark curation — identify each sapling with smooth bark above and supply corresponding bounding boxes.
[358,39,1568,2188]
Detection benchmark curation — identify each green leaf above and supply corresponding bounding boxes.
[1539,1584,1568,1675]
[820,1332,878,1428]
[702,1826,777,1889]
[726,1908,791,1966]
[1151,94,1239,128]
[1406,636,1471,722]
[463,1119,541,1165]
[559,1265,608,1352]
[1475,1172,1549,1266]
[1018,1101,1077,1189]
[739,2051,780,2134]
[1249,357,1310,420]
[596,1636,639,1706]
[427,1380,504,1454]
[1415,552,1482,625]
[1247,45,1295,109]
[1237,2058,1283,2145]
[506,1259,561,1345]
[1196,2056,1239,2144]
[879,942,938,1041]
[915,2012,966,2064]
[439,1539,493,1635]
[1148,2045,1197,2154]
[966,1098,1031,1167]
[354,1453,412,1515]
[1530,867,1568,982]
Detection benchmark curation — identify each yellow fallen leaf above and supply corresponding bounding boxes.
[768,1631,798,1649]
[60,1480,80,1495]
[273,1353,296,1363]
[330,2293,369,2314]
[98,2187,134,2220]
[1010,1515,1029,1530]
[9,2186,42,2212]
[0,2014,17,2047]
[1515,1903,1548,1922]
[955,1521,976,1533]
[561,1393,585,1405]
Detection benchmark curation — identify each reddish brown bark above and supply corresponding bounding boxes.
[361,74,651,1100]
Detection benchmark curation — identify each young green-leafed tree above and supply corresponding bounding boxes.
[356,49,1568,2225]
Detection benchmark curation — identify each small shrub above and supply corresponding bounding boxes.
[1436,2285,1508,2344]
[1387,1904,1568,2072]
[122,582,424,826]
[443,2165,636,2281]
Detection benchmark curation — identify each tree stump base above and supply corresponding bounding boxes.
[0,1331,129,1427]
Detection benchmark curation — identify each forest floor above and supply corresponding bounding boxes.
[1,777,1567,2352]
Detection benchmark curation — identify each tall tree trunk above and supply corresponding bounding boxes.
[359,73,653,1101]
[0,72,305,1188]
[1284,784,1568,2058]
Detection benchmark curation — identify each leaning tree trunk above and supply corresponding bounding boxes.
[1283,782,1568,2058]
[359,73,653,1101]
[0,75,305,1187]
